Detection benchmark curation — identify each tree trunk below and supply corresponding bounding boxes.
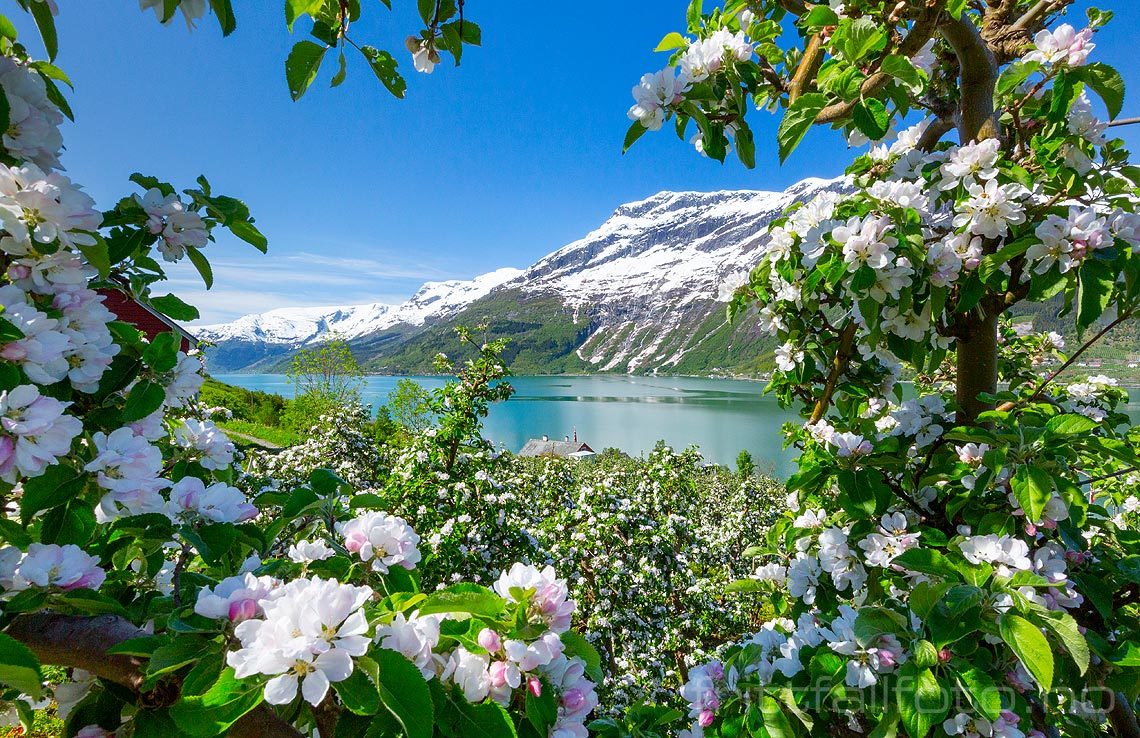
[955,311,998,425]
[940,14,1001,424]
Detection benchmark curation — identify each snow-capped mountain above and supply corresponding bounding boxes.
[199,176,844,374]
[197,268,523,346]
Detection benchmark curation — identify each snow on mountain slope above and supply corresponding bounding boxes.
[520,177,838,304]
[196,267,523,347]
[199,175,847,373]
[506,177,843,370]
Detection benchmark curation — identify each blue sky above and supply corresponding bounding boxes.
[17,2,1140,323]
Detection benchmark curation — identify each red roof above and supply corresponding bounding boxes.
[98,289,195,352]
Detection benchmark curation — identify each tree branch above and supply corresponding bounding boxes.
[917,116,956,151]
[814,4,944,123]
[939,12,1000,142]
[809,322,857,424]
[995,310,1134,412]
[788,34,824,104]
[5,613,303,738]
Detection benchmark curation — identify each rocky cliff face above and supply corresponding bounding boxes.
[197,177,844,374]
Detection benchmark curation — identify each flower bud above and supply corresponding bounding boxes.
[527,676,542,697]
[698,710,715,728]
[228,598,258,622]
[478,628,502,652]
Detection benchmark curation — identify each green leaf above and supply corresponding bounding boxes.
[169,668,264,736]
[1036,610,1089,675]
[417,583,506,617]
[0,633,43,699]
[526,677,558,736]
[285,0,323,31]
[143,331,181,373]
[838,17,887,63]
[445,698,517,738]
[881,55,924,93]
[21,464,87,523]
[946,0,969,18]
[209,0,236,36]
[853,607,907,648]
[1076,257,1115,332]
[760,696,795,738]
[123,380,166,423]
[360,46,407,99]
[852,98,890,141]
[0,315,22,343]
[185,246,214,289]
[1074,62,1125,119]
[106,636,170,658]
[28,0,57,60]
[76,239,111,278]
[285,40,327,101]
[146,638,213,679]
[654,32,687,52]
[372,649,434,738]
[892,549,959,579]
[956,667,1002,721]
[335,666,381,716]
[733,124,756,169]
[1044,414,1099,437]
[228,220,268,252]
[895,663,948,738]
[53,588,126,617]
[800,6,839,30]
[149,294,200,322]
[623,120,648,153]
[998,613,1054,690]
[41,500,96,547]
[777,92,827,162]
[559,631,604,684]
[1011,465,1053,524]
[331,50,348,87]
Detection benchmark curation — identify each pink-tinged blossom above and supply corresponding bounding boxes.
[442,647,491,702]
[0,285,71,385]
[286,538,335,564]
[375,612,442,679]
[338,511,422,574]
[0,384,82,482]
[11,543,105,591]
[227,577,372,706]
[953,179,1027,239]
[494,563,576,633]
[628,69,685,131]
[0,56,64,171]
[173,418,235,470]
[833,215,897,272]
[194,573,280,622]
[168,477,257,523]
[1025,24,1095,67]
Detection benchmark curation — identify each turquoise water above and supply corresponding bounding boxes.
[214,374,801,476]
[214,374,1140,480]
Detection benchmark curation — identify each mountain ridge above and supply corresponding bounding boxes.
[197,177,845,375]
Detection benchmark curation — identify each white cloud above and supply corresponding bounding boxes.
[162,251,465,325]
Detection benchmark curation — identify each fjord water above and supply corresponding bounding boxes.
[215,374,800,476]
[214,374,1140,480]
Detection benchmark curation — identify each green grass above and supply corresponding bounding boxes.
[219,419,298,447]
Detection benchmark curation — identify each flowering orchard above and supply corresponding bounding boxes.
[628,1,1140,737]
[0,4,604,738]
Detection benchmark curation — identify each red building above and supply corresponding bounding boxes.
[97,289,196,352]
